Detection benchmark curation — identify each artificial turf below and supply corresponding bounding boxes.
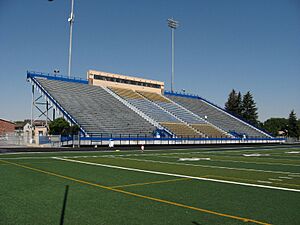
[1,145,300,225]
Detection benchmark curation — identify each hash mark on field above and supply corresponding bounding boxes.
[278,177,293,179]
[288,174,300,177]
[268,178,282,182]
[257,180,272,184]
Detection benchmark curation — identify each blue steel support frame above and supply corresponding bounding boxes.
[27,72,87,136]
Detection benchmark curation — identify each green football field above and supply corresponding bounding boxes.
[1,145,300,225]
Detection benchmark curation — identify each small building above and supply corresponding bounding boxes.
[34,126,48,144]
[0,119,15,135]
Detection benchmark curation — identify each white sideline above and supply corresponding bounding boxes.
[53,157,300,193]
[104,156,300,175]
[55,155,299,175]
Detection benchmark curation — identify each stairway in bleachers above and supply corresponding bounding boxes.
[137,91,230,138]
[110,87,204,138]
[35,78,156,136]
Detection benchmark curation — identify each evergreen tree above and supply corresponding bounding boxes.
[225,89,242,116]
[287,110,300,138]
[241,91,258,125]
[236,92,242,116]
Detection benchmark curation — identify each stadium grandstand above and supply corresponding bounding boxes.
[26,70,284,146]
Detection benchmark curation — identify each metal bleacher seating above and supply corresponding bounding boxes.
[138,91,229,138]
[138,91,205,124]
[110,87,203,137]
[35,78,156,136]
[166,94,269,138]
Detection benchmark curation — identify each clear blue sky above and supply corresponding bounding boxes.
[0,0,299,122]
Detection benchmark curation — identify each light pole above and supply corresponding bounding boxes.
[67,0,75,78]
[167,18,179,93]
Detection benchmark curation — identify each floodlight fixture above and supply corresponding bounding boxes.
[167,18,179,29]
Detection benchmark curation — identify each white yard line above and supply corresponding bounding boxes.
[53,157,300,193]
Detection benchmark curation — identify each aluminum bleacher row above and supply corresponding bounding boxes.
[137,91,230,138]
[165,92,271,138]
[110,87,202,137]
[31,74,272,139]
[35,78,156,137]
[110,87,229,138]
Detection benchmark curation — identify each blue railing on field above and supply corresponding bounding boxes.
[27,71,88,84]
[164,90,273,138]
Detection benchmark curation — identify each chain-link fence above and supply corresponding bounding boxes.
[0,132,27,147]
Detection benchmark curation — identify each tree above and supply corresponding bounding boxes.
[236,92,242,116]
[241,91,258,125]
[263,118,288,136]
[287,110,300,138]
[70,124,80,135]
[49,118,70,135]
[225,89,242,116]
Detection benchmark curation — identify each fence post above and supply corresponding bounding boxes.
[129,134,131,146]
[78,133,80,148]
